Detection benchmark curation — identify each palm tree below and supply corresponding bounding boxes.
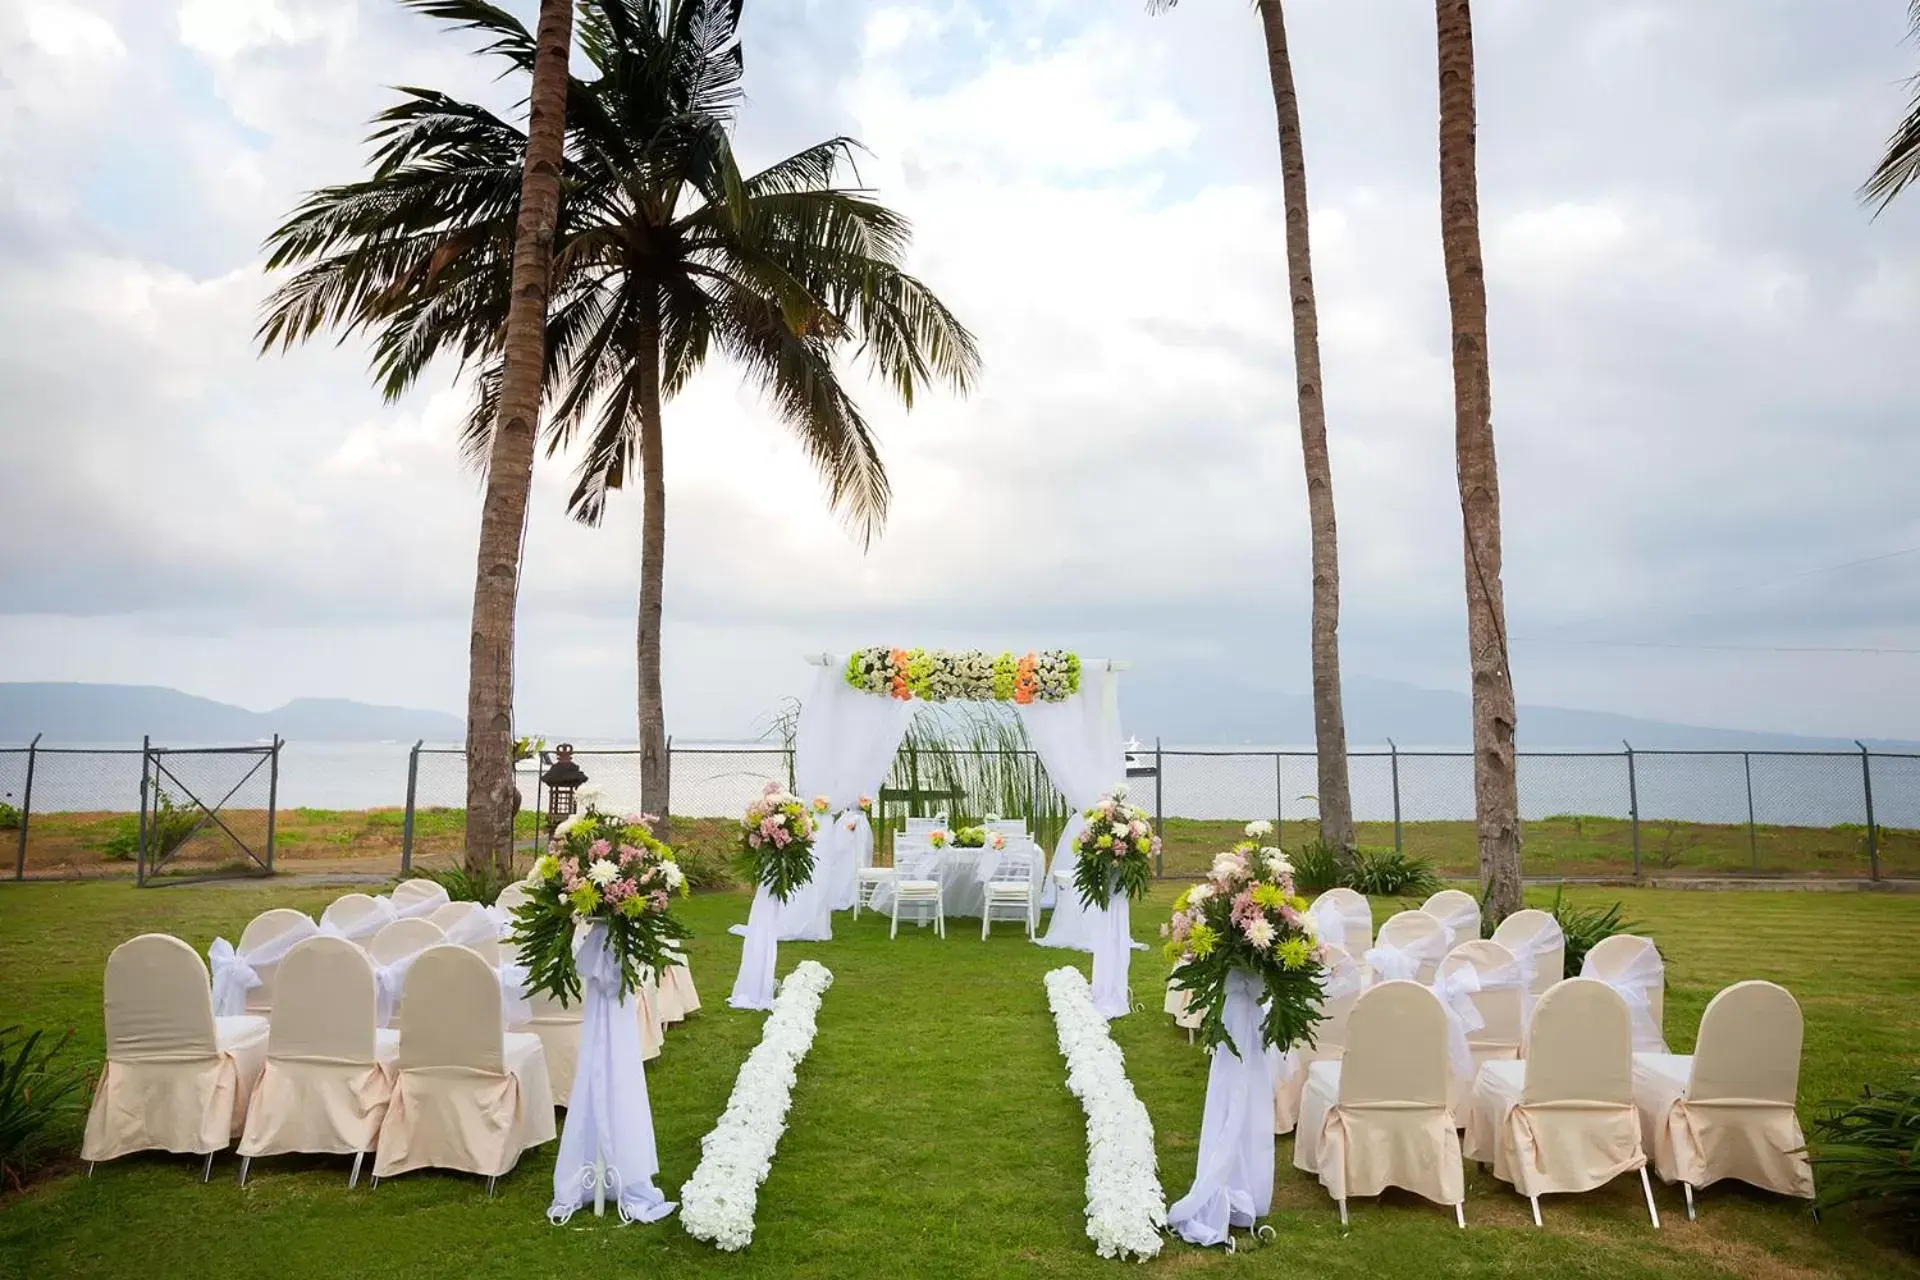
[1864,0,1920,212]
[1148,0,1354,855]
[258,0,980,837]
[1433,0,1521,924]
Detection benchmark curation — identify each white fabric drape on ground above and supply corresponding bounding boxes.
[1583,946,1668,1053]
[1020,663,1126,945]
[1089,893,1133,1019]
[209,919,317,1017]
[1167,972,1276,1245]
[548,924,675,1225]
[728,887,780,1012]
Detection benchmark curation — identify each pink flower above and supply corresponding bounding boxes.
[1170,915,1192,943]
[618,843,644,867]
[588,839,612,859]
[559,857,581,881]
[649,889,670,912]
[772,828,790,848]
[747,832,763,848]
[605,877,636,903]
[762,780,781,796]
[759,815,782,836]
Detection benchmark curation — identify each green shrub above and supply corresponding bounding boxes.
[100,786,199,863]
[1808,1075,1920,1249]
[0,1026,89,1189]
[406,864,516,904]
[1344,847,1442,898]
[0,801,19,831]
[1549,884,1643,978]
[668,833,738,891]
[1287,838,1344,894]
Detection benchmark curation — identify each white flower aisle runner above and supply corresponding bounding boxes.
[1044,967,1166,1260]
[681,961,834,1250]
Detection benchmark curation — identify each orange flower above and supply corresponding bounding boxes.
[1013,651,1038,705]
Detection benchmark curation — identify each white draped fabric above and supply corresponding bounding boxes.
[208,919,318,1017]
[373,948,432,1030]
[1582,946,1668,1053]
[728,887,781,1012]
[1166,972,1277,1245]
[1020,664,1127,958]
[548,924,675,1225]
[1307,898,1350,954]
[1428,967,1487,1086]
[794,664,915,913]
[1363,941,1424,984]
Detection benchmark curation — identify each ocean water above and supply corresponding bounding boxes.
[4,740,1913,828]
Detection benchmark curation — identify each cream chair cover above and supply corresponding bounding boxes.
[524,985,587,1106]
[1164,962,1204,1032]
[320,893,397,945]
[1365,911,1449,986]
[373,945,557,1179]
[654,943,700,1023]
[1582,935,1667,1053]
[1490,909,1565,1008]
[1294,980,1464,1213]
[437,907,533,1027]
[1421,890,1482,949]
[1434,941,1525,1115]
[238,936,396,1162]
[1631,980,1814,1201]
[368,919,446,1029]
[82,934,270,1162]
[1465,978,1649,1199]
[211,908,319,1017]
[1308,888,1372,954]
[1274,945,1364,1133]
[389,878,451,919]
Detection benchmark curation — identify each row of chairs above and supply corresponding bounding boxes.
[858,821,1044,942]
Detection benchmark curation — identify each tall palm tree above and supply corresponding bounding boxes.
[1148,0,1354,855]
[258,0,979,836]
[1864,0,1920,212]
[1433,0,1521,924]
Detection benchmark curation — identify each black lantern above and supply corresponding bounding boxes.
[540,743,589,841]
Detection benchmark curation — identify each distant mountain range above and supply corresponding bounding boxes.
[0,684,462,744]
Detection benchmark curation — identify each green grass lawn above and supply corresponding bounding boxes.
[2,880,1916,1278]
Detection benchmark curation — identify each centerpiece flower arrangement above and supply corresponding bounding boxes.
[927,828,950,849]
[844,647,1081,703]
[1163,829,1327,1056]
[510,802,689,1005]
[1072,786,1160,910]
[738,782,818,902]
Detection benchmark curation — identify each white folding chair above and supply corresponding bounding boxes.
[211,908,318,1017]
[1422,889,1483,948]
[854,864,896,920]
[82,935,270,1179]
[890,848,945,940]
[902,815,948,836]
[1432,940,1525,1117]
[1309,888,1373,953]
[981,849,1036,940]
[1582,935,1667,1053]
[372,946,557,1191]
[368,918,446,1029]
[1631,980,1814,1218]
[985,818,1029,838]
[1366,911,1449,986]
[389,877,451,919]
[1466,977,1658,1227]
[1294,980,1466,1227]
[238,936,395,1188]
[1491,908,1565,1006]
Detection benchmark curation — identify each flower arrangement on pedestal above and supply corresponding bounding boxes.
[1071,786,1160,910]
[1163,831,1327,1056]
[511,803,689,1005]
[843,647,1082,702]
[738,782,818,902]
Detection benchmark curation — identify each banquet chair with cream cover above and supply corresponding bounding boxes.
[1433,941,1526,1116]
[82,934,270,1177]
[211,908,319,1017]
[981,849,1037,940]
[890,848,945,940]
[1164,963,1205,1041]
[389,877,451,919]
[1491,909,1566,1008]
[321,893,396,946]
[1308,888,1372,954]
[1631,980,1814,1218]
[1294,979,1465,1226]
[489,881,531,938]
[1366,911,1449,986]
[1274,944,1365,1133]
[237,936,397,1188]
[372,945,557,1189]
[368,919,445,1029]
[1582,935,1667,1053]
[431,900,496,943]
[654,943,701,1024]
[1421,889,1483,949]
[1464,977,1658,1227]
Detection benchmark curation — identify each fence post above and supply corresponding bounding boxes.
[1623,740,1641,878]
[137,735,152,887]
[1388,738,1403,856]
[1743,752,1757,873]
[1273,752,1284,839]
[1857,741,1880,882]
[1153,737,1165,877]
[15,732,40,881]
[264,736,281,874]
[401,739,423,876]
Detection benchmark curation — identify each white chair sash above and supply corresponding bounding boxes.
[1308,899,1348,953]
[1582,945,1666,1052]
[498,962,534,1028]
[1506,919,1567,996]
[208,919,318,1016]
[1363,941,1422,984]
[373,948,430,1028]
[319,898,395,942]
[1428,969,1483,1083]
[1319,958,1367,1004]
[1430,904,1480,951]
[440,913,498,949]
[388,893,441,921]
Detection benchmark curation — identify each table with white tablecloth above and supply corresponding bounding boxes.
[868,839,1047,921]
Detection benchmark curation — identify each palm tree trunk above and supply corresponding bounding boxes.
[635,292,672,838]
[1434,0,1522,925]
[462,0,574,878]
[1257,0,1354,856]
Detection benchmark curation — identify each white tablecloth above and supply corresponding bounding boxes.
[868,839,1046,920]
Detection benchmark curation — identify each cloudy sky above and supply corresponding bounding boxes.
[1,0,1916,742]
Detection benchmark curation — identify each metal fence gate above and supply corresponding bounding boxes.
[137,737,282,886]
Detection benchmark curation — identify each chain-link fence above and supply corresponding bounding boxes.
[137,742,280,885]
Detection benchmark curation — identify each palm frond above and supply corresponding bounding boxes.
[1864,0,1920,213]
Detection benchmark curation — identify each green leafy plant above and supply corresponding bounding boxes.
[1808,1075,1920,1249]
[0,801,19,832]
[0,1026,89,1190]
[1549,884,1643,978]
[405,864,514,904]
[1287,838,1344,894]
[511,736,545,764]
[100,785,200,863]
[1344,847,1443,898]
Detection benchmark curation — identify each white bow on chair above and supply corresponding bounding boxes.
[1506,922,1565,997]
[208,919,318,1016]
[1428,967,1484,1084]
[1363,941,1422,984]
[373,950,428,1028]
[1307,900,1348,953]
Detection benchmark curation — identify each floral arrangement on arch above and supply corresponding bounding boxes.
[1071,786,1159,910]
[1163,822,1327,1056]
[510,802,689,1005]
[844,647,1081,704]
[738,782,818,902]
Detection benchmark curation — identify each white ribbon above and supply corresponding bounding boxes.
[1319,955,1367,1004]
[208,918,318,1016]
[1428,969,1482,1084]
[318,898,395,943]
[1505,919,1567,998]
[372,947,431,1028]
[1363,941,1422,984]
[388,894,442,921]
[498,962,534,1028]
[1582,945,1668,1053]
[1166,971,1276,1245]
[1308,899,1348,954]
[439,913,498,949]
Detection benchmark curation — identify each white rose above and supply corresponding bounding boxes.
[661,861,686,890]
[1245,819,1273,838]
